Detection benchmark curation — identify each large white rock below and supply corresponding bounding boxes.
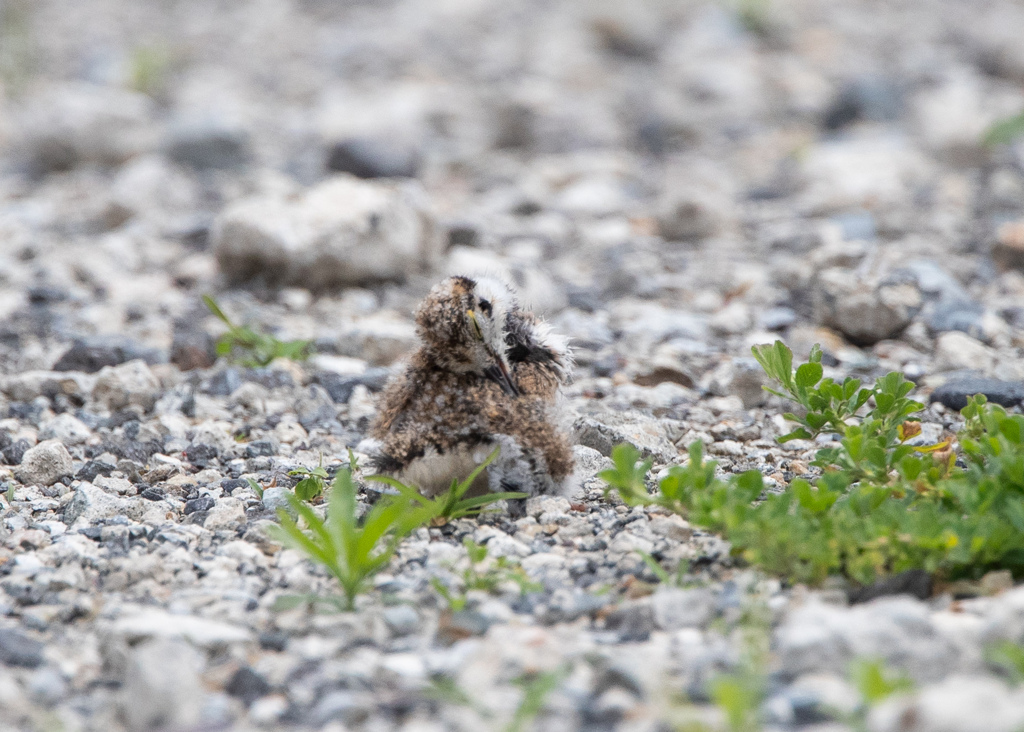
[934,331,995,373]
[9,82,157,173]
[212,174,439,289]
[812,268,922,346]
[118,639,204,732]
[869,676,1024,732]
[799,135,932,214]
[14,440,73,487]
[111,608,252,649]
[92,360,161,412]
[38,413,92,446]
[657,158,737,241]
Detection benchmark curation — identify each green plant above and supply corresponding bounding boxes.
[506,664,572,732]
[203,295,313,368]
[985,640,1024,684]
[431,538,541,611]
[603,342,1024,587]
[129,44,171,97]
[638,551,691,588]
[423,664,569,731]
[850,659,913,706]
[267,467,432,611]
[289,456,329,502]
[735,0,773,37]
[983,110,1024,147]
[245,477,264,500]
[0,0,35,95]
[424,675,492,719]
[367,448,528,524]
[752,341,938,484]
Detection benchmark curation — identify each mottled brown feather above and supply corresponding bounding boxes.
[369,276,574,490]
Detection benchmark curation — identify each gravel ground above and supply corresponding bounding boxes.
[3,0,1024,730]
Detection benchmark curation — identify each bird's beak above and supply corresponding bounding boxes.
[484,347,520,397]
[469,308,520,396]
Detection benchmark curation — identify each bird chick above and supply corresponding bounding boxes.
[368,275,573,498]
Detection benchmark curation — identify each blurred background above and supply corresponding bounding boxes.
[1,0,1024,384]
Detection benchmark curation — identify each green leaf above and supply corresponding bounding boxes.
[986,641,1024,684]
[294,476,324,502]
[637,550,671,584]
[271,594,313,611]
[778,428,812,443]
[795,362,823,389]
[246,477,264,499]
[851,659,913,705]
[202,294,234,326]
[984,110,1024,147]
[1000,417,1024,445]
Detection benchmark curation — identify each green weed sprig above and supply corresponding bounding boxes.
[267,468,432,611]
[367,448,527,524]
[431,538,540,611]
[604,343,1024,586]
[203,295,313,368]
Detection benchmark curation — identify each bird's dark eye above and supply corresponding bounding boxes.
[478,298,492,317]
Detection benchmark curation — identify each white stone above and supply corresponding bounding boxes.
[652,588,716,630]
[119,639,204,732]
[869,676,1024,732]
[12,82,157,172]
[62,482,144,527]
[111,608,252,649]
[813,268,922,346]
[212,174,439,289]
[92,360,161,412]
[657,157,736,241]
[935,331,995,373]
[14,440,73,486]
[38,413,92,446]
[800,135,932,214]
[203,497,246,530]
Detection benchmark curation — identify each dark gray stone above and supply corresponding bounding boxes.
[184,496,215,515]
[226,666,271,706]
[185,443,219,468]
[53,342,128,373]
[605,600,655,642]
[927,299,986,335]
[204,369,243,396]
[847,568,932,604]
[245,440,276,458]
[75,460,116,482]
[822,75,903,130]
[220,478,248,495]
[446,222,479,248]
[244,368,295,390]
[930,377,1024,410]
[170,320,217,371]
[140,486,166,501]
[313,372,360,404]
[314,368,391,404]
[326,136,419,179]
[167,125,250,170]
[1,439,30,466]
[0,628,44,668]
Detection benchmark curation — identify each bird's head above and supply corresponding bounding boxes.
[415,275,519,395]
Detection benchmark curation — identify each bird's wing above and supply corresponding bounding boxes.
[504,309,573,385]
[369,365,418,437]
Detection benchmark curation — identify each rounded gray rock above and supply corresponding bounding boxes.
[14,440,73,486]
